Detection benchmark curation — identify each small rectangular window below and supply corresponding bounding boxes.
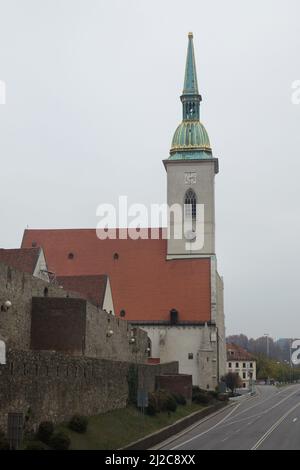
[188,353,193,360]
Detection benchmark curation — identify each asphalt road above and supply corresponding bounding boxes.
[157,384,300,450]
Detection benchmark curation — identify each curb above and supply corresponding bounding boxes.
[120,401,230,450]
[229,391,256,402]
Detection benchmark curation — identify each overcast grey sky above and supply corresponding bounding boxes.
[0,0,300,339]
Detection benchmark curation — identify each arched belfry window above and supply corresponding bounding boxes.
[184,189,197,220]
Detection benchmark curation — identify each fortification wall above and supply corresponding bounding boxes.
[0,262,148,363]
[0,350,178,432]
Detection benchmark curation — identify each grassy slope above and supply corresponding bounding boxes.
[57,404,204,450]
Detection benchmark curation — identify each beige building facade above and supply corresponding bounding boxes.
[226,343,256,389]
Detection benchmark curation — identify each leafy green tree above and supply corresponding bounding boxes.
[256,354,300,383]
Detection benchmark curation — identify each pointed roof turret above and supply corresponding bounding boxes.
[180,33,202,123]
[168,33,215,162]
[183,32,199,95]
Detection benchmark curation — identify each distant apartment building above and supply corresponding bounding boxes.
[226,343,256,389]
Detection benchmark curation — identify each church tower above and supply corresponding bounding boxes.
[164,33,219,259]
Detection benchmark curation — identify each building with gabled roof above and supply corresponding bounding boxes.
[21,33,226,389]
[226,343,256,389]
[22,229,211,323]
[0,247,49,282]
[57,274,114,313]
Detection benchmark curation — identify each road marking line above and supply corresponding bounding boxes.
[205,387,300,432]
[152,403,238,450]
[251,402,300,450]
[225,386,300,424]
[170,402,240,450]
[168,386,300,450]
[156,386,299,450]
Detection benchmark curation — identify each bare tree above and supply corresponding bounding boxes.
[222,372,242,394]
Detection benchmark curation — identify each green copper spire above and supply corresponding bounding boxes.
[180,33,202,122]
[183,32,199,95]
[169,33,213,160]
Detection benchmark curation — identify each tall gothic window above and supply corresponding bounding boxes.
[184,189,197,220]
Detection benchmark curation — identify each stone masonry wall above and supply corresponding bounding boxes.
[0,350,178,433]
[85,303,147,363]
[0,262,83,350]
[31,297,87,355]
[156,375,192,403]
[137,361,179,392]
[0,261,148,364]
[30,297,148,362]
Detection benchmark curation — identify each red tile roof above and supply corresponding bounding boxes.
[0,248,41,275]
[21,228,211,322]
[226,343,255,361]
[57,275,108,309]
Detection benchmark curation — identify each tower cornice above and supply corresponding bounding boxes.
[163,157,219,174]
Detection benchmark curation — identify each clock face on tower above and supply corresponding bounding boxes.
[184,172,196,185]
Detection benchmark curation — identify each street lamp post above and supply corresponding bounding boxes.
[264,333,269,358]
[249,371,254,395]
[290,338,293,383]
[264,334,270,384]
